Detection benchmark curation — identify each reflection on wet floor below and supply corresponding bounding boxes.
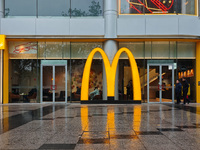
[1,103,200,149]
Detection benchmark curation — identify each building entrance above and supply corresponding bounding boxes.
[40,60,67,103]
[147,62,175,103]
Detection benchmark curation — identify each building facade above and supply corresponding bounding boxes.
[0,0,200,104]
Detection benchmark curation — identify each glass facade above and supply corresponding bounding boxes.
[120,0,196,15]
[38,0,70,17]
[5,0,197,17]
[5,0,37,17]
[8,41,196,103]
[9,41,103,103]
[5,0,103,17]
[119,42,196,103]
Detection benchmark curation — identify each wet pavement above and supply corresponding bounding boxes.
[1,103,200,149]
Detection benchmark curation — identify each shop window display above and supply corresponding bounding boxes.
[177,60,196,101]
[120,0,196,15]
[9,59,38,103]
[70,59,103,101]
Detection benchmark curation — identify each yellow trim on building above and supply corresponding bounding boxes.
[6,38,200,43]
[196,42,200,103]
[0,35,6,50]
[81,47,141,101]
[3,41,9,104]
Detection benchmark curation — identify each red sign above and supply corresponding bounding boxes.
[51,85,57,90]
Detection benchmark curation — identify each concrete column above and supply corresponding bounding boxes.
[103,0,119,100]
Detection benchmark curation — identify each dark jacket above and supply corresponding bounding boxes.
[183,80,189,94]
[175,82,182,95]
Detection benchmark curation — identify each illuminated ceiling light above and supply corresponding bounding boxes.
[163,1,166,3]
[169,1,171,3]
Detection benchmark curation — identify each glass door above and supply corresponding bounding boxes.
[147,65,161,103]
[41,60,67,103]
[147,64,174,103]
[55,66,67,102]
[42,66,53,102]
[161,65,174,103]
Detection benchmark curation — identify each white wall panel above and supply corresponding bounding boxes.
[70,18,104,35]
[36,18,70,35]
[117,15,200,37]
[1,16,200,37]
[117,15,146,35]
[178,15,200,36]
[1,18,36,35]
[146,15,179,35]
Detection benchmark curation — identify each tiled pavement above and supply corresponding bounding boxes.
[1,103,200,149]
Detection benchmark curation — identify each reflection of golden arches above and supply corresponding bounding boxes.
[81,47,141,101]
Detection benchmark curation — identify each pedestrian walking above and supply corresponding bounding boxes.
[175,79,182,104]
[182,77,189,104]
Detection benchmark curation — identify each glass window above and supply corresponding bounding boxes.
[45,42,63,59]
[120,0,144,14]
[118,59,145,101]
[38,0,70,17]
[145,42,152,59]
[5,0,36,17]
[8,41,38,59]
[119,42,145,59]
[170,41,177,59]
[38,42,70,59]
[177,60,196,101]
[71,0,103,16]
[177,0,195,14]
[177,42,196,59]
[9,59,39,103]
[120,0,195,15]
[71,42,102,59]
[143,41,177,59]
[152,41,170,59]
[70,42,103,101]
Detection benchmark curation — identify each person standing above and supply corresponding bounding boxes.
[175,80,182,104]
[182,77,189,104]
[126,80,132,100]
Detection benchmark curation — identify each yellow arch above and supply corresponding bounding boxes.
[81,47,141,101]
[81,48,111,101]
[111,47,141,100]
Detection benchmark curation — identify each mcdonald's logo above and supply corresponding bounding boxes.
[81,47,141,101]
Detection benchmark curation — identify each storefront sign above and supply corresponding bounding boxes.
[8,41,37,59]
[81,47,141,101]
[0,35,6,50]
